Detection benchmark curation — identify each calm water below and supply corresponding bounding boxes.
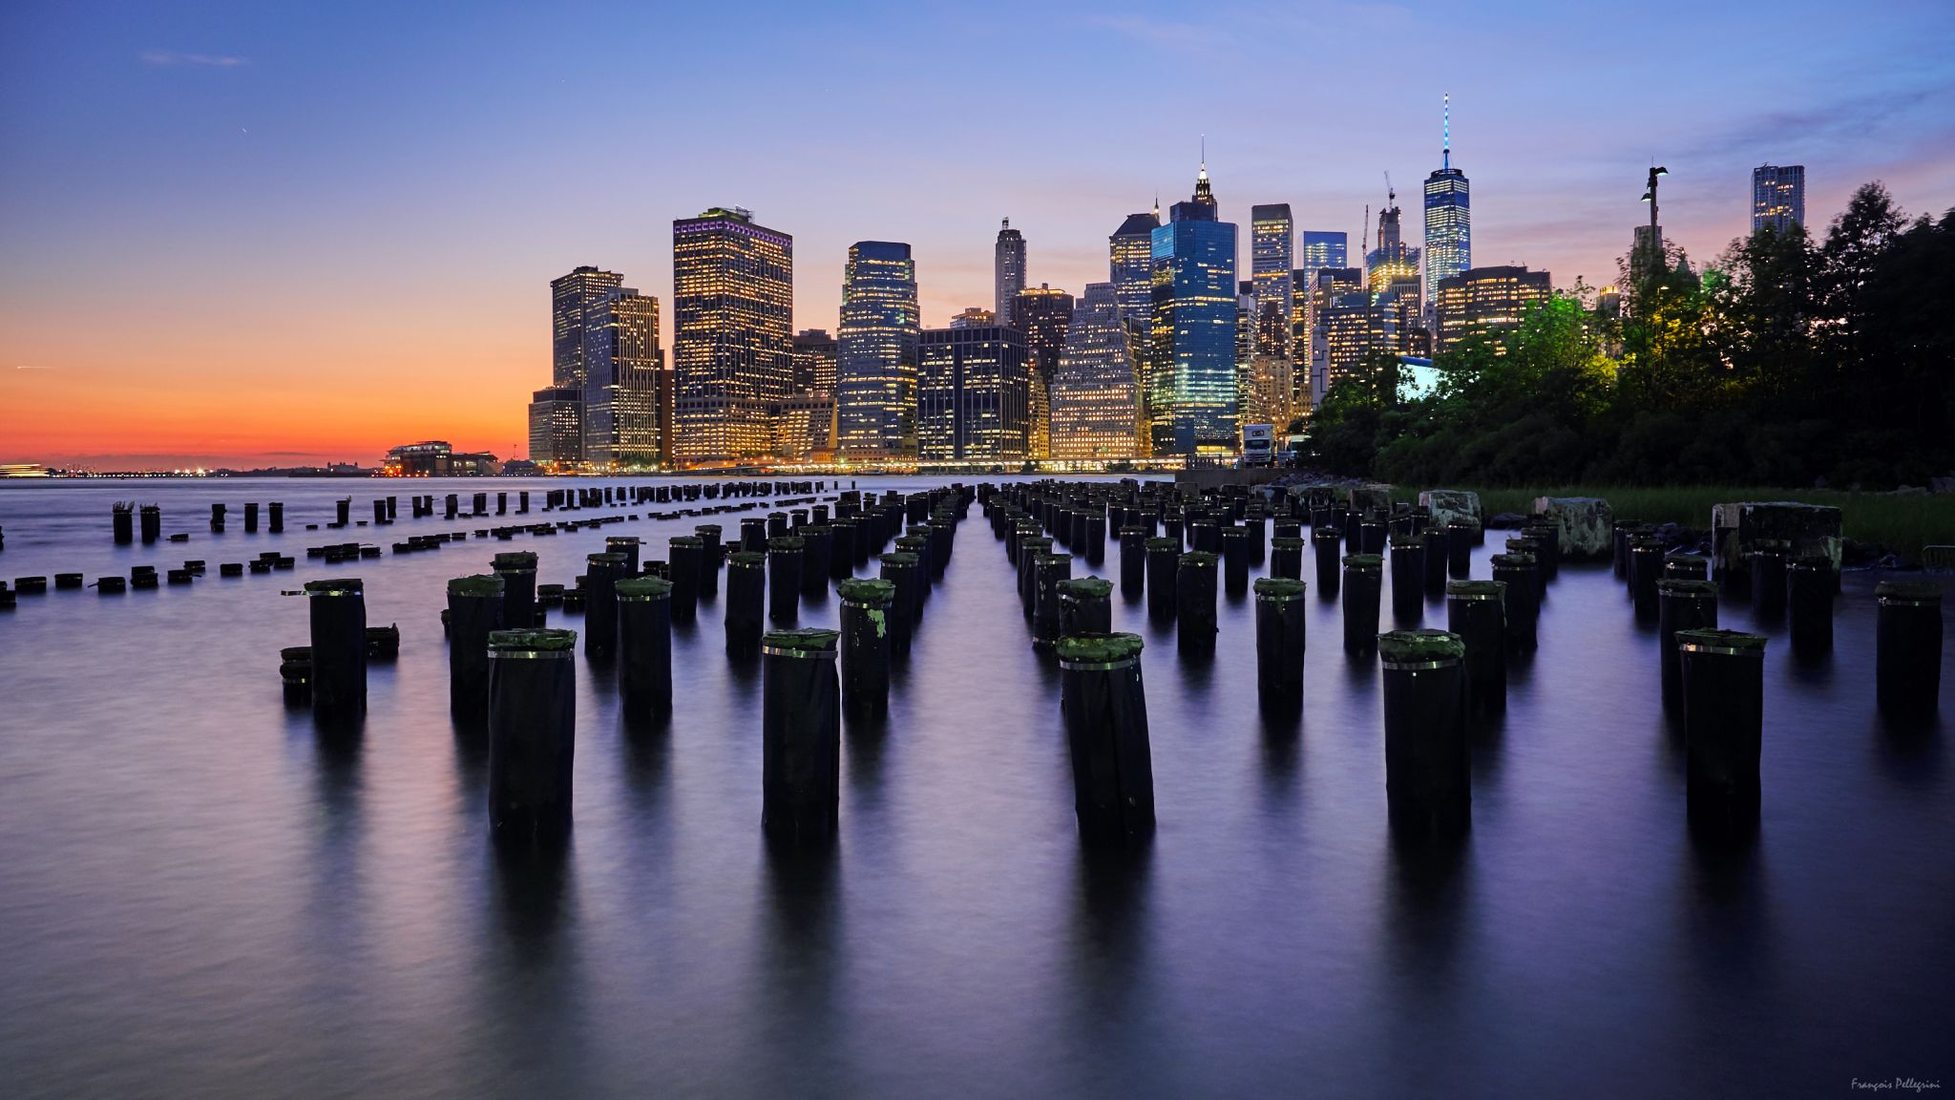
[1,477,1950,1098]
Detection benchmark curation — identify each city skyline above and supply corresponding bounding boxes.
[3,0,1952,468]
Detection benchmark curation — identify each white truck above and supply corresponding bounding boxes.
[1240,423,1275,468]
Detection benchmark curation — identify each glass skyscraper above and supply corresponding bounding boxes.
[1250,204,1294,358]
[836,241,921,460]
[1049,283,1141,462]
[994,219,1026,323]
[551,266,624,389]
[1012,283,1073,461]
[1149,164,1239,457]
[1434,265,1552,353]
[1422,97,1471,313]
[582,287,667,468]
[1752,164,1805,234]
[917,323,1029,462]
[1109,211,1160,327]
[671,207,793,466]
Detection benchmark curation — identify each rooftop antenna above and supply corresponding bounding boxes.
[1443,92,1451,170]
[1384,171,1395,208]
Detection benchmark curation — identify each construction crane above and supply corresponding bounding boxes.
[1384,171,1395,207]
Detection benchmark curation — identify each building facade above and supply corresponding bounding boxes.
[1149,164,1239,458]
[1752,164,1805,234]
[1250,204,1295,358]
[791,329,837,395]
[527,386,583,468]
[1012,283,1074,461]
[1433,265,1553,353]
[1423,161,1471,316]
[671,207,794,466]
[1109,211,1160,327]
[994,219,1026,322]
[835,241,921,460]
[551,266,624,389]
[917,324,1030,462]
[582,287,668,468]
[1048,282,1141,462]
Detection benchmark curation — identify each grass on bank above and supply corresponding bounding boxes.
[1386,486,1955,557]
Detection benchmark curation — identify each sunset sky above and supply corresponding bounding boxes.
[3,0,1951,469]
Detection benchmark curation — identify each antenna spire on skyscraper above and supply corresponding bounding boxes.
[1443,93,1451,170]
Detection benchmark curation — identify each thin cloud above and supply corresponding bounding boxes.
[140,50,248,68]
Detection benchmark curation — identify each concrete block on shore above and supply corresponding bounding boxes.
[1418,489,1481,530]
[1347,484,1393,518]
[1711,501,1842,578]
[1531,496,1614,561]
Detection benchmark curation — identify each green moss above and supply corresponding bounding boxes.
[488,628,577,652]
[727,551,767,566]
[492,551,537,570]
[669,535,703,548]
[1674,628,1767,652]
[1342,553,1383,569]
[1038,552,1074,566]
[1253,577,1307,599]
[615,576,673,599]
[1875,580,1943,603]
[1271,536,1305,549]
[767,536,805,551]
[798,525,830,536]
[837,578,896,605]
[1179,551,1219,567]
[1054,631,1144,663]
[448,573,505,597]
[1656,578,1718,597]
[1490,552,1536,568]
[586,552,628,565]
[879,552,919,567]
[1445,579,1504,598]
[694,524,722,535]
[1146,537,1179,551]
[1378,628,1466,662]
[1059,577,1114,599]
[762,627,840,653]
[303,578,363,596]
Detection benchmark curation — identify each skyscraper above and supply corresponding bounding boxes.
[1109,210,1161,327]
[1318,290,1397,404]
[1012,283,1074,461]
[995,219,1026,322]
[551,266,624,389]
[791,329,837,394]
[582,287,668,468]
[527,386,583,468]
[1250,204,1295,358]
[1423,96,1471,315]
[1049,283,1141,462]
[1306,267,1365,406]
[1149,161,1239,457]
[917,323,1030,462]
[671,207,793,466]
[836,241,921,460]
[1752,164,1805,234]
[1292,230,1349,398]
[1434,265,1553,352]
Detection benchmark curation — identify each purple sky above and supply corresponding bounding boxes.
[2,0,1951,465]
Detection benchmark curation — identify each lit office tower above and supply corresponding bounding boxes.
[1013,284,1074,461]
[1149,161,1239,457]
[995,219,1027,322]
[551,265,624,388]
[1291,230,1348,405]
[527,386,583,468]
[836,241,921,460]
[1109,210,1161,326]
[1049,283,1142,462]
[1306,267,1365,406]
[1250,204,1294,357]
[1318,290,1397,404]
[1434,265,1553,353]
[791,329,837,394]
[582,287,668,468]
[1752,164,1805,234]
[1423,96,1471,315]
[918,323,1030,462]
[671,207,793,466]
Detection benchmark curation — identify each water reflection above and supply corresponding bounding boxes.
[1069,843,1153,1020]
[1384,828,1471,981]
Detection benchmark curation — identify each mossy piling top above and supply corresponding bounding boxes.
[1179,550,1219,567]
[1253,577,1307,600]
[488,628,577,652]
[303,578,363,597]
[1675,628,1768,653]
[492,551,537,570]
[1342,553,1383,570]
[1055,632,1145,664]
[761,627,840,655]
[1146,537,1180,551]
[767,535,806,551]
[1377,629,1466,663]
[1656,578,1718,597]
[837,578,896,605]
[1875,580,1942,604]
[1446,579,1505,598]
[615,576,673,600]
[1058,577,1114,599]
[727,550,767,566]
[447,574,505,598]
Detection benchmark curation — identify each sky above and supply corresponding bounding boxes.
[2,0,1951,470]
